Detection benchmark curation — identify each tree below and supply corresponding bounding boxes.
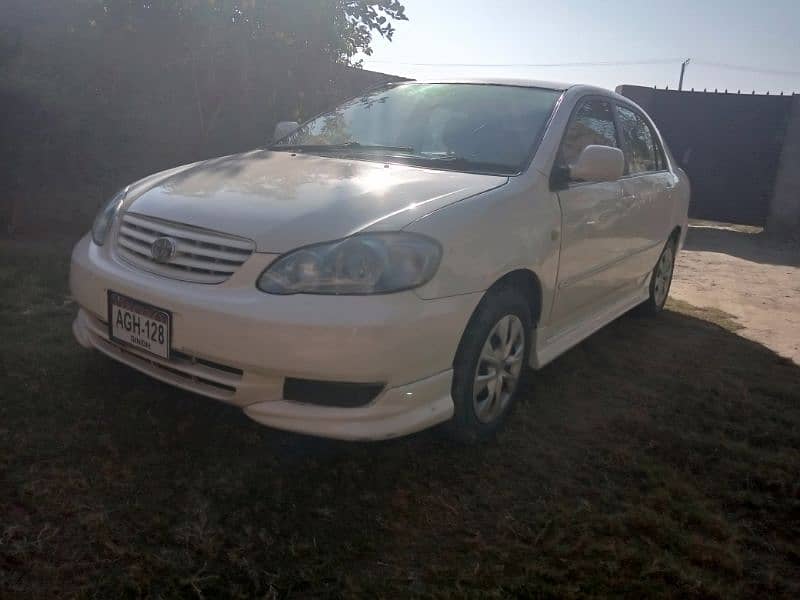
[67,1,410,140]
[75,0,407,64]
[0,1,408,232]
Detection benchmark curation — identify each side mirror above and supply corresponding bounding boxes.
[570,145,625,182]
[272,121,299,144]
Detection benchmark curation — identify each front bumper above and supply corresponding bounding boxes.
[69,234,482,440]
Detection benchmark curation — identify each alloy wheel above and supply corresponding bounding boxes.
[653,244,675,308]
[472,314,525,424]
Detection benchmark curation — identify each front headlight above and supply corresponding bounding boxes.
[257,232,442,295]
[91,187,127,246]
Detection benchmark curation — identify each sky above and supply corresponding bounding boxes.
[358,0,800,94]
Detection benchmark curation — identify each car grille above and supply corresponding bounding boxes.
[116,212,255,284]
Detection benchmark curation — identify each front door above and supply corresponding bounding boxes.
[550,97,629,327]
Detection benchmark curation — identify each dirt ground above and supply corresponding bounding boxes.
[672,224,800,365]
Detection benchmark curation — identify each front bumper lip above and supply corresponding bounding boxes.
[69,234,481,440]
[243,370,454,440]
[73,308,454,440]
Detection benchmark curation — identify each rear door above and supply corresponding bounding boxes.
[550,97,627,326]
[614,104,677,281]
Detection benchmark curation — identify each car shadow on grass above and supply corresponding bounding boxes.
[3,299,799,598]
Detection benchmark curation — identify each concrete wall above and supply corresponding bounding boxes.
[616,85,656,113]
[769,96,800,236]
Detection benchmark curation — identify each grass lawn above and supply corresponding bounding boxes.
[1,239,799,598]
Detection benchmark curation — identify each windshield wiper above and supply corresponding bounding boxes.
[417,154,517,174]
[270,144,515,173]
[272,141,415,154]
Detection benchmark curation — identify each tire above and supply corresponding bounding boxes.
[638,236,677,316]
[445,286,532,443]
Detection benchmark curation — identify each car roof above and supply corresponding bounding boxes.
[400,77,626,97]
[404,76,572,91]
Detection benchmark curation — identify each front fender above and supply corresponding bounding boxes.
[405,175,561,322]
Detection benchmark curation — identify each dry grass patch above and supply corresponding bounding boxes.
[1,240,798,598]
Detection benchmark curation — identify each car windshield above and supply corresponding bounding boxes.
[272,83,562,175]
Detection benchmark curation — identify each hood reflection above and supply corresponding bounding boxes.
[128,150,507,252]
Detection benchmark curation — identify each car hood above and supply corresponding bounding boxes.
[126,150,508,252]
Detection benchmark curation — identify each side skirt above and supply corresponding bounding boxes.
[529,279,651,370]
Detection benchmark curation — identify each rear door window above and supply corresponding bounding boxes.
[617,105,659,174]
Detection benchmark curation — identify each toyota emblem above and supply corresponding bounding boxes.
[151,237,177,263]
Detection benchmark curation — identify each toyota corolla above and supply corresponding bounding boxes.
[70,79,689,441]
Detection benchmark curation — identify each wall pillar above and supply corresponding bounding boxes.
[769,95,800,237]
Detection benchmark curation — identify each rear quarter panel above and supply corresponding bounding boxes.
[673,166,691,249]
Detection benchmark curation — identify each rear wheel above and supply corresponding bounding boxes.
[639,237,677,316]
[446,287,532,442]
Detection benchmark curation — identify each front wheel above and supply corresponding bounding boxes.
[446,287,532,442]
[639,238,677,316]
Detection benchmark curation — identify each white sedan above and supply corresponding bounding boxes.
[70,78,689,441]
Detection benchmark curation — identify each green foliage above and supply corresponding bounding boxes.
[75,0,408,64]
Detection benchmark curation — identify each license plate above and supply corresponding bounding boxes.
[108,291,171,359]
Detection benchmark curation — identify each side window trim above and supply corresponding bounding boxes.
[653,130,669,171]
[614,101,669,176]
[551,94,621,189]
[611,101,631,175]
